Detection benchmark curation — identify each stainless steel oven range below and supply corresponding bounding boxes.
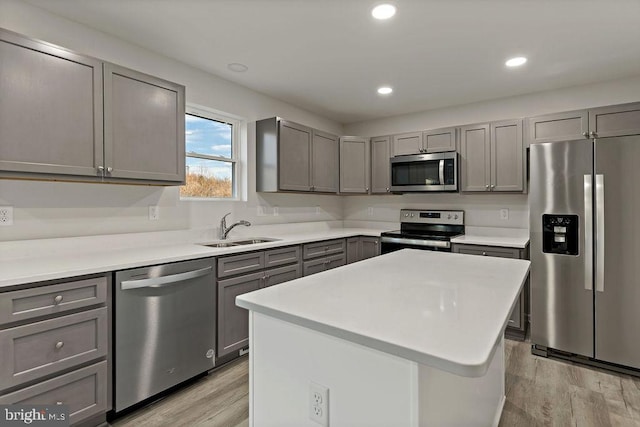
[380,209,464,253]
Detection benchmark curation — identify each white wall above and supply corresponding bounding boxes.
[342,76,640,229]
[0,0,344,241]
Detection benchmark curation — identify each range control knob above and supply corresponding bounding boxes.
[410,213,415,217]
[404,213,409,217]
[454,214,459,220]
[447,214,452,219]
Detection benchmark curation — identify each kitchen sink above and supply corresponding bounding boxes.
[201,237,280,248]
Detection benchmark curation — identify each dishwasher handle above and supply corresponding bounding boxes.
[120,266,213,290]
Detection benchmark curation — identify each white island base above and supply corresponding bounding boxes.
[249,311,505,427]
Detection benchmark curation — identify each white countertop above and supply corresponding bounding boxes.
[451,226,529,248]
[237,249,530,377]
[0,228,383,289]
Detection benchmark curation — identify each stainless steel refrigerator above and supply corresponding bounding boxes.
[530,134,640,370]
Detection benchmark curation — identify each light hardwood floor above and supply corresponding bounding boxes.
[111,339,640,426]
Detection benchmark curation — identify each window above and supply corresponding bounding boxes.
[181,108,238,199]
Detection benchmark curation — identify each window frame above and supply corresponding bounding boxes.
[181,105,241,201]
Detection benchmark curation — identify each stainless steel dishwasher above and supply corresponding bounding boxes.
[114,258,216,412]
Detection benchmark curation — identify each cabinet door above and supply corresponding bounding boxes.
[104,63,185,183]
[0,30,103,178]
[491,120,523,192]
[346,237,360,264]
[312,130,339,193]
[279,120,312,191]
[392,132,422,156]
[526,110,588,144]
[217,272,263,358]
[340,137,370,193]
[264,264,301,288]
[459,124,490,192]
[371,136,392,194]
[423,127,457,153]
[360,237,380,260]
[589,102,640,138]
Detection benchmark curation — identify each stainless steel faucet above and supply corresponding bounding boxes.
[219,212,251,239]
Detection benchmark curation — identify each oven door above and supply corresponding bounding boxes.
[390,152,457,192]
[380,236,452,254]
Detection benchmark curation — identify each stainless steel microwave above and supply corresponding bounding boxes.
[390,151,458,192]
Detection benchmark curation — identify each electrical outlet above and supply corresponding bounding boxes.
[367,207,374,216]
[148,206,160,220]
[309,382,329,426]
[273,206,279,216]
[315,206,321,215]
[0,206,14,226]
[500,208,509,220]
[257,206,267,216]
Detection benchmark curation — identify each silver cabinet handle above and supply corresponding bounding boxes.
[490,184,495,189]
[386,187,390,192]
[485,184,489,190]
[53,295,63,305]
[584,175,593,290]
[56,401,63,405]
[595,174,605,292]
[97,166,104,174]
[482,252,487,256]
[121,266,212,290]
[55,341,64,350]
[365,187,369,192]
[582,132,589,138]
[107,167,113,173]
[590,131,597,138]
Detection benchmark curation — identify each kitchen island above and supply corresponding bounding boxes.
[236,249,530,427]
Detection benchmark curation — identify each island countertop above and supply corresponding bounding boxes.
[236,249,530,377]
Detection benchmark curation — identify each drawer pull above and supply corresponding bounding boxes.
[324,246,329,251]
[56,401,63,405]
[55,341,64,350]
[53,295,63,305]
[482,252,487,256]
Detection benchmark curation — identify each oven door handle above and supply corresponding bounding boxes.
[380,236,450,249]
[439,159,445,186]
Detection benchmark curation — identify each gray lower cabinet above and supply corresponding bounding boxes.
[370,136,392,194]
[460,120,523,193]
[452,243,529,336]
[216,246,302,360]
[346,237,380,264]
[302,239,347,276]
[256,117,339,193]
[0,274,111,426]
[0,28,185,185]
[339,136,370,194]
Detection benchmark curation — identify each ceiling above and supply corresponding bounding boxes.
[24,0,640,124]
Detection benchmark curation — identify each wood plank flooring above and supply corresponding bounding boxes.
[110,339,640,426]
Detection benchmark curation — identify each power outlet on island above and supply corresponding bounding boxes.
[0,206,13,226]
[500,208,509,220]
[309,382,329,426]
[148,205,160,221]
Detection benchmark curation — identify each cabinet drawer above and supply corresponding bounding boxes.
[0,276,108,326]
[0,361,108,425]
[218,252,265,278]
[264,264,301,288]
[264,246,301,268]
[303,239,345,259]
[0,308,108,390]
[302,253,346,277]
[454,245,520,259]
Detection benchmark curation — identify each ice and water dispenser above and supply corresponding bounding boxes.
[542,214,579,255]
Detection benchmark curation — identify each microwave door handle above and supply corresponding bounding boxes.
[439,160,445,185]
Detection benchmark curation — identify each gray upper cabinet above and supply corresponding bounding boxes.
[491,120,523,192]
[459,124,491,192]
[461,120,523,193]
[526,110,588,144]
[340,136,370,194]
[311,130,339,193]
[392,132,422,156]
[0,29,185,185]
[370,136,392,194]
[423,127,457,153]
[257,117,339,193]
[103,64,185,183]
[0,29,103,178]
[278,120,313,191]
[589,102,640,138]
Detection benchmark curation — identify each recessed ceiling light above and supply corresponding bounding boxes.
[377,86,393,95]
[505,57,527,67]
[372,4,396,20]
[227,63,248,72]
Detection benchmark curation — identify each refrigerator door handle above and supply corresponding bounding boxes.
[596,174,605,292]
[584,175,593,291]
